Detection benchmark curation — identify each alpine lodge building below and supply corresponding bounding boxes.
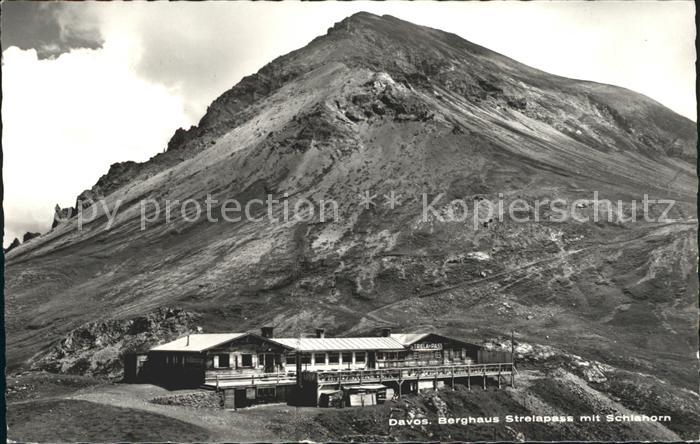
[135,327,514,408]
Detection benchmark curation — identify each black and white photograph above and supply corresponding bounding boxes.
[2,1,698,442]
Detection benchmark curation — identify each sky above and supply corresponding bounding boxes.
[2,1,696,247]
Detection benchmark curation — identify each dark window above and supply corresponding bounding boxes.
[286,354,296,365]
[241,354,253,367]
[355,352,366,363]
[218,354,230,368]
[376,352,384,360]
[314,353,326,365]
[328,353,339,364]
[342,352,353,363]
[257,387,275,398]
[301,353,311,365]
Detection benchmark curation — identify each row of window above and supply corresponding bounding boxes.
[376,349,469,361]
[411,351,443,360]
[212,351,371,369]
[286,351,365,365]
[447,348,471,360]
[213,353,251,369]
[214,353,281,369]
[169,348,470,368]
[376,352,406,360]
[165,355,202,365]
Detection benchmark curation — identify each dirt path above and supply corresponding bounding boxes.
[65,383,319,442]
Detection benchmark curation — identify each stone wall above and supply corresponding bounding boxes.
[150,391,223,409]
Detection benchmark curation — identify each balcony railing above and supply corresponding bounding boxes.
[205,371,297,389]
[313,363,514,385]
[204,363,515,389]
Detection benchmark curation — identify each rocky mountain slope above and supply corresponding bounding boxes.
[4,12,698,438]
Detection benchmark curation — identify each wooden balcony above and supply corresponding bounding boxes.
[204,371,297,389]
[204,363,515,390]
[311,363,515,388]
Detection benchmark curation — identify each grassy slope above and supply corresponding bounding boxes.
[7,399,211,443]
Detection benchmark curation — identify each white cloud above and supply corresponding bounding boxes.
[2,40,189,245]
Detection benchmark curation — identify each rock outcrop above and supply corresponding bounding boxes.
[22,232,40,243]
[31,308,200,379]
[51,204,76,228]
[75,188,104,210]
[4,238,21,253]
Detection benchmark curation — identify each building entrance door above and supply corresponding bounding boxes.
[367,351,376,369]
[263,354,276,373]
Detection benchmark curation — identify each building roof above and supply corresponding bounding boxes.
[389,333,430,346]
[391,333,481,349]
[149,331,481,353]
[150,333,247,352]
[271,337,405,352]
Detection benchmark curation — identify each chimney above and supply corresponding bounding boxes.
[261,327,274,338]
[186,335,190,346]
[315,328,325,338]
[380,328,392,337]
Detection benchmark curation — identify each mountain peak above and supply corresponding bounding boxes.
[18,11,696,220]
